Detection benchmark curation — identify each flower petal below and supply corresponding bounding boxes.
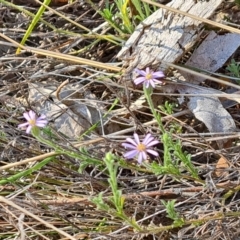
[137,153,143,164]
[29,110,36,120]
[124,150,139,159]
[149,80,155,88]
[133,133,140,144]
[144,81,150,88]
[18,122,29,128]
[134,77,146,85]
[38,114,47,120]
[145,67,150,74]
[125,137,138,146]
[142,151,147,160]
[23,112,31,121]
[137,151,147,164]
[36,118,48,122]
[152,71,165,78]
[153,79,163,84]
[146,149,159,156]
[135,68,146,76]
[26,125,32,134]
[122,143,137,149]
[36,119,48,125]
[146,140,159,147]
[36,122,47,127]
[143,134,154,145]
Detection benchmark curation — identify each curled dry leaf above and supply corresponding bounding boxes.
[28,82,102,138]
[177,31,240,147]
[180,31,240,85]
[58,82,101,129]
[214,155,230,178]
[164,80,236,148]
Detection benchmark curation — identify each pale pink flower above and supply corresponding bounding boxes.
[134,67,165,88]
[122,133,159,164]
[18,110,48,134]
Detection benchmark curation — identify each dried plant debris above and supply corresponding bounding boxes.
[28,81,103,138]
[1,0,240,240]
[176,31,240,147]
[181,31,240,85]
[118,1,240,148]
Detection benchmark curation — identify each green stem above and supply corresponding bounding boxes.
[31,127,101,164]
[143,86,165,133]
[148,210,240,233]
[0,157,54,185]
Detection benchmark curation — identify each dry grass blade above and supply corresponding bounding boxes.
[0,196,76,240]
[0,33,121,72]
[142,0,240,34]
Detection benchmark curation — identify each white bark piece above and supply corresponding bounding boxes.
[117,0,223,72]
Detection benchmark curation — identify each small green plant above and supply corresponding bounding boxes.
[134,67,198,178]
[162,200,185,227]
[91,153,141,231]
[131,0,157,21]
[226,59,240,84]
[149,131,199,179]
[97,0,157,35]
[159,101,176,115]
[159,101,182,133]
[234,0,240,7]
[0,129,7,141]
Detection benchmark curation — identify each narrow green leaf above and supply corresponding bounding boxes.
[0,157,54,185]
[16,0,51,54]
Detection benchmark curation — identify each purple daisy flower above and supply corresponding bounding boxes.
[134,67,165,88]
[18,110,48,134]
[122,133,159,164]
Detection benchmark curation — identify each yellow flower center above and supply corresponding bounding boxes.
[28,119,36,126]
[137,143,146,152]
[145,73,152,80]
